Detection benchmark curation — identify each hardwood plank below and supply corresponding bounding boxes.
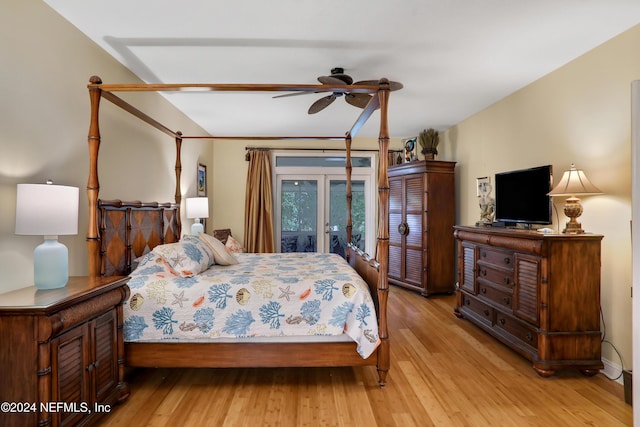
[96,287,632,427]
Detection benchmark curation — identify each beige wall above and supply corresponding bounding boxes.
[442,24,640,369]
[0,0,212,292]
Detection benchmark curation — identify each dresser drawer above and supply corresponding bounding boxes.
[477,263,514,288]
[477,281,513,310]
[460,293,493,326]
[495,311,538,349]
[478,247,514,269]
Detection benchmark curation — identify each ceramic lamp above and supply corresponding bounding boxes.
[15,182,79,289]
[186,197,209,235]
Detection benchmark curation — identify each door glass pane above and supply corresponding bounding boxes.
[280,180,317,252]
[329,180,365,258]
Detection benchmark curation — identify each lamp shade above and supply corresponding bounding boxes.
[15,183,79,236]
[548,164,603,197]
[186,197,209,219]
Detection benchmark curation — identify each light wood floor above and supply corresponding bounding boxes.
[97,286,632,426]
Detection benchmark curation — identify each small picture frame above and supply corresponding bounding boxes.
[197,163,207,196]
[402,137,417,163]
[476,176,491,197]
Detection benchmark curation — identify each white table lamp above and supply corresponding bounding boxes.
[15,182,79,289]
[186,197,209,235]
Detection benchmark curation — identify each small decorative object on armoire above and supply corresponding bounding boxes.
[418,128,439,160]
[186,197,209,235]
[388,160,456,296]
[402,137,418,162]
[15,181,79,289]
[548,163,602,234]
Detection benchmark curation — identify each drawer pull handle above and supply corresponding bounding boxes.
[526,333,533,342]
[503,277,510,285]
[504,257,511,265]
[503,297,511,305]
[481,269,487,276]
[466,299,471,306]
[483,309,490,316]
[481,287,487,294]
[499,318,505,325]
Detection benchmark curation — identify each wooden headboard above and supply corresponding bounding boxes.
[98,200,180,276]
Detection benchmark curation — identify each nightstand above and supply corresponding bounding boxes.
[0,276,130,427]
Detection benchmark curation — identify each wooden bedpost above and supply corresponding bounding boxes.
[376,78,391,385]
[345,134,353,259]
[87,76,103,277]
[175,132,183,238]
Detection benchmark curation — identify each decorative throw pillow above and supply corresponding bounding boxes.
[225,235,245,253]
[151,235,214,277]
[198,232,239,265]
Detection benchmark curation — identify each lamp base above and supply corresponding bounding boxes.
[34,237,69,289]
[562,197,585,234]
[191,221,204,236]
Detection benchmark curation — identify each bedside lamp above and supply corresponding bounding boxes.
[548,164,602,234]
[15,182,79,289]
[186,197,209,235]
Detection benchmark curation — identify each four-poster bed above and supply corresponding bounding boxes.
[86,75,395,385]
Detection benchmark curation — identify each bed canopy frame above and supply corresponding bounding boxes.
[86,75,394,384]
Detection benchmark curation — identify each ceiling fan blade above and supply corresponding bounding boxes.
[273,91,323,99]
[354,80,404,91]
[318,75,348,85]
[345,93,373,109]
[308,94,336,114]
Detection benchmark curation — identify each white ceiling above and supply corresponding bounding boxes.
[44,0,640,138]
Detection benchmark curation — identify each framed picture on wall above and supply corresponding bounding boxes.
[197,163,207,196]
[476,176,491,197]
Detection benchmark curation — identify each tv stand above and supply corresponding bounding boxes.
[453,225,603,376]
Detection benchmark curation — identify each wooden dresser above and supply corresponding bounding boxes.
[0,276,130,427]
[388,160,456,296]
[453,226,603,376]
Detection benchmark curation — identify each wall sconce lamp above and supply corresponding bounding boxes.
[548,164,603,234]
[186,197,209,235]
[15,182,79,289]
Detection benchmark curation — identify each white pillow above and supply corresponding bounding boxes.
[198,233,239,265]
[151,235,214,277]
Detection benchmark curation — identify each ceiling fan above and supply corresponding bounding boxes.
[274,67,403,114]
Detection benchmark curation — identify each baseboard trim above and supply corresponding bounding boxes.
[602,357,625,384]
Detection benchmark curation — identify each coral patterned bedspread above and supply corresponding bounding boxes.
[123,252,380,358]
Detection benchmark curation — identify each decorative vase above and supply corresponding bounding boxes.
[424,152,436,160]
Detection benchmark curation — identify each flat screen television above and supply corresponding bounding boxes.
[494,165,553,226]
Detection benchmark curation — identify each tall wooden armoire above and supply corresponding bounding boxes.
[388,160,456,296]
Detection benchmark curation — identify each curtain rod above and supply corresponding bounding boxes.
[245,146,401,153]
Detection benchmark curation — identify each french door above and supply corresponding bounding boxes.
[273,152,375,256]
